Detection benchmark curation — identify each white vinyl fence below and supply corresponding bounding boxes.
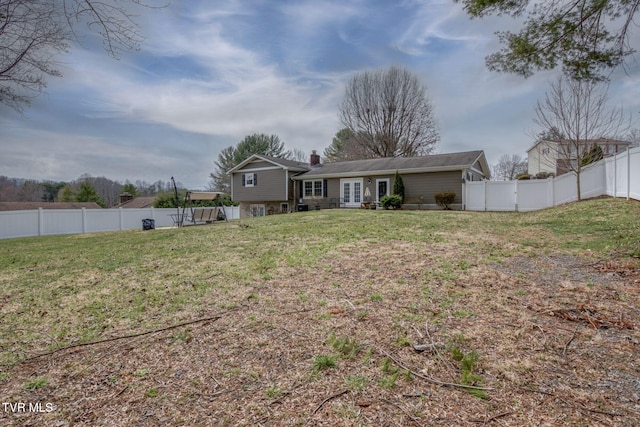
[0,207,240,240]
[465,146,640,211]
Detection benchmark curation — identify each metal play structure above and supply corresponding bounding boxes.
[178,191,228,227]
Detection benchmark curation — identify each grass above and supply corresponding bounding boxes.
[0,198,638,425]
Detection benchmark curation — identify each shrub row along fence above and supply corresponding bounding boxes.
[0,207,240,240]
[465,147,639,211]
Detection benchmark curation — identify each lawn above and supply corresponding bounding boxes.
[1,198,639,426]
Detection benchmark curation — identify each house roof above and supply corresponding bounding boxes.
[114,196,156,209]
[527,138,630,153]
[228,154,310,173]
[291,151,490,180]
[0,202,102,211]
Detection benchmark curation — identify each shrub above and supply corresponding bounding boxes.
[515,173,531,180]
[535,172,554,179]
[393,171,405,203]
[380,194,402,209]
[434,192,456,210]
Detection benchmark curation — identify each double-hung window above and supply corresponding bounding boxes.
[304,180,323,198]
[243,173,256,187]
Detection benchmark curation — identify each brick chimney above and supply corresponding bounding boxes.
[310,150,320,166]
[119,193,133,204]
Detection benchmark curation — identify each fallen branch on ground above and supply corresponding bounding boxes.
[308,389,349,420]
[377,348,493,392]
[21,314,225,363]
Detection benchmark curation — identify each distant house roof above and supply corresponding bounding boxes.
[527,138,630,153]
[0,202,102,211]
[114,196,156,209]
[291,151,490,180]
[228,154,310,174]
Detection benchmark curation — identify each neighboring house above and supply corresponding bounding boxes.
[229,150,490,215]
[113,194,157,209]
[228,154,312,218]
[0,202,102,211]
[528,138,630,176]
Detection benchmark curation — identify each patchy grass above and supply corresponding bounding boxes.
[0,198,639,426]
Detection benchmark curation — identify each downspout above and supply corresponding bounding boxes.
[284,168,289,201]
[461,170,466,211]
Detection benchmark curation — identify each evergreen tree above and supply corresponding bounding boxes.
[76,181,105,207]
[393,171,405,203]
[580,144,604,167]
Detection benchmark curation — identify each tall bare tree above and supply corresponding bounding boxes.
[534,75,629,200]
[0,0,160,113]
[339,66,439,158]
[492,154,528,181]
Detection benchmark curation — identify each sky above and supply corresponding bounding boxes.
[1,0,639,190]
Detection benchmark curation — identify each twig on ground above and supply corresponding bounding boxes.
[382,399,421,425]
[563,326,579,356]
[309,389,349,418]
[378,348,493,391]
[21,315,225,363]
[470,411,513,424]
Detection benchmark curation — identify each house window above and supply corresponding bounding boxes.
[243,173,256,187]
[250,204,265,217]
[304,180,323,198]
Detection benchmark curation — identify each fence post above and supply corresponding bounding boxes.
[483,180,487,211]
[38,208,44,236]
[119,207,124,231]
[82,208,87,234]
[627,148,631,200]
[514,179,519,212]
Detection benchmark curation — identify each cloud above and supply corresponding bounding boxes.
[2,0,639,190]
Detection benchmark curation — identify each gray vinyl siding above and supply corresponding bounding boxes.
[232,169,287,201]
[401,171,462,204]
[243,160,277,170]
[298,171,462,208]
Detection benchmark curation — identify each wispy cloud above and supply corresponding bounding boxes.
[1,0,638,188]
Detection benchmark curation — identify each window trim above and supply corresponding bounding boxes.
[303,180,324,199]
[249,204,265,217]
[243,173,256,187]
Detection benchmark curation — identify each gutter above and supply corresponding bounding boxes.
[290,165,473,180]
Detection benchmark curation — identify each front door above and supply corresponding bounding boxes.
[376,178,390,204]
[341,179,363,208]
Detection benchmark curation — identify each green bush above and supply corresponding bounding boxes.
[535,172,554,179]
[515,173,531,180]
[434,192,456,210]
[380,194,402,209]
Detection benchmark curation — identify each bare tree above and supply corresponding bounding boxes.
[492,154,528,181]
[533,75,629,200]
[0,0,160,113]
[627,129,640,149]
[339,66,439,158]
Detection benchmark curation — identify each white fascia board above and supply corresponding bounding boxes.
[291,165,470,180]
[228,154,287,174]
[234,166,282,173]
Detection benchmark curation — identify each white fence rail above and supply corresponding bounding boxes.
[465,147,639,211]
[0,207,240,240]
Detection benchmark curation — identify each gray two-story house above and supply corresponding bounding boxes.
[228,154,310,217]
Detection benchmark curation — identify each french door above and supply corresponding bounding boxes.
[340,179,363,208]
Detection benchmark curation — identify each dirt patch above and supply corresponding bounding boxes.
[1,243,639,426]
